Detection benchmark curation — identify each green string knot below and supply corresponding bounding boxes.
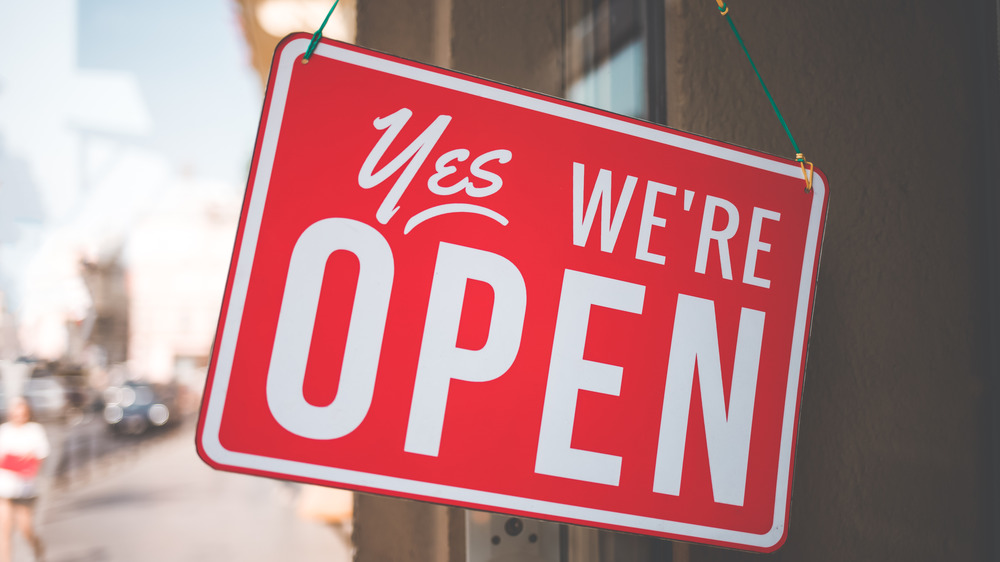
[302,0,340,63]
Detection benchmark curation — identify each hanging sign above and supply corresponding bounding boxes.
[197,34,829,552]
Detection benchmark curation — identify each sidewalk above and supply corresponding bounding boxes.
[18,422,352,562]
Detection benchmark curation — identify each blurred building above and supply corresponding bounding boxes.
[79,251,130,367]
[0,291,18,360]
[126,176,242,388]
[234,0,358,81]
[233,1,1000,561]
[1,0,260,399]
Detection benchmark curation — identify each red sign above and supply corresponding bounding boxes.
[197,34,829,552]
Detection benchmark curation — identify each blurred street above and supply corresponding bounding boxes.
[0,1,362,560]
[9,418,353,562]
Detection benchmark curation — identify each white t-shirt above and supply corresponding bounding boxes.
[0,422,49,499]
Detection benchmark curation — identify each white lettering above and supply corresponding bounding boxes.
[427,149,472,196]
[468,149,512,197]
[571,162,638,252]
[635,180,677,265]
[694,196,739,280]
[742,207,781,288]
[653,294,764,506]
[265,218,393,440]
[358,108,451,224]
[404,243,528,456]
[535,269,645,486]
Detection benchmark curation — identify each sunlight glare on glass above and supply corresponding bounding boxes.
[256,0,357,42]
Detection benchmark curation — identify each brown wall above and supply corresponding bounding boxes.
[666,1,997,560]
[354,0,999,560]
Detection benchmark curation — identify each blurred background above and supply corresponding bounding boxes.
[0,0,357,560]
[3,1,999,561]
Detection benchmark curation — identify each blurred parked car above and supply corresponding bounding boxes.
[103,381,180,435]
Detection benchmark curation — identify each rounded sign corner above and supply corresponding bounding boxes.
[276,32,312,51]
[199,39,828,553]
[272,34,311,66]
[755,523,790,553]
[194,423,231,471]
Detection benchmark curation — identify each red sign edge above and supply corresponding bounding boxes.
[195,33,831,554]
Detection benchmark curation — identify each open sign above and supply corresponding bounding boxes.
[197,35,829,552]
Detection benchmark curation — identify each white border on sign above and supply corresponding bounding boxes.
[199,37,827,550]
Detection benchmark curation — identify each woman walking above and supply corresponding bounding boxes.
[0,397,48,562]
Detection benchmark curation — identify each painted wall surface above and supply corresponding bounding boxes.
[664,1,996,560]
[354,0,998,560]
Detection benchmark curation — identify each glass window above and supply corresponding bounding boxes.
[564,0,666,123]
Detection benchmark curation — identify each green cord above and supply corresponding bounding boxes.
[720,6,803,160]
[303,0,340,63]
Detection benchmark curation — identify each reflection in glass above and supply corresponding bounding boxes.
[564,0,665,123]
